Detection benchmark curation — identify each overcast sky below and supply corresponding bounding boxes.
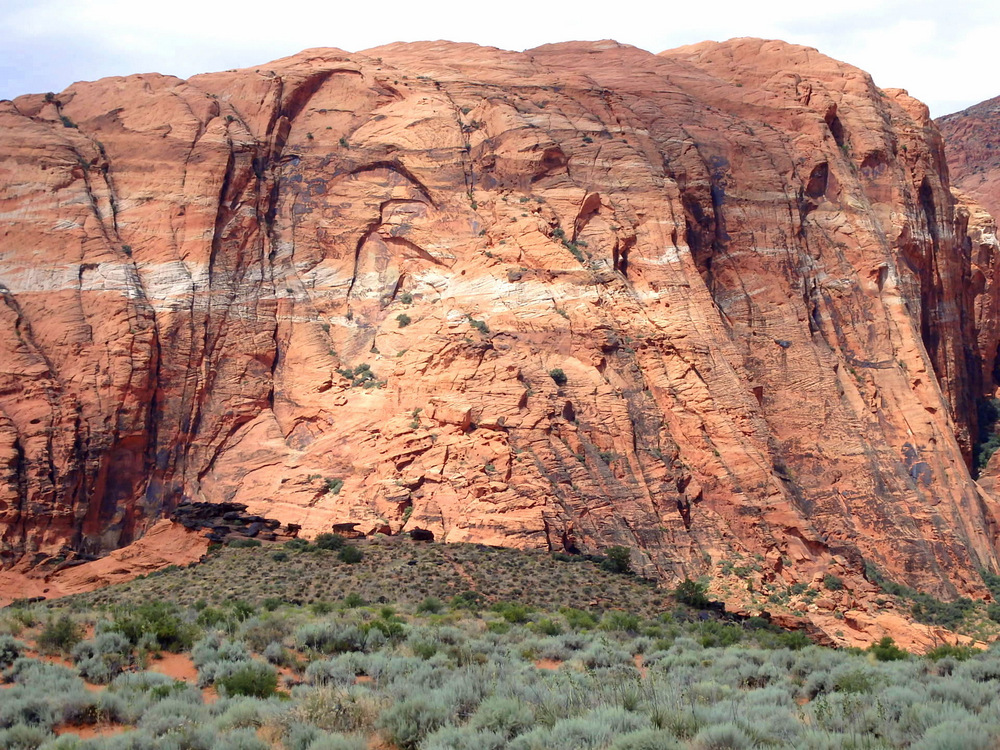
[1,0,996,118]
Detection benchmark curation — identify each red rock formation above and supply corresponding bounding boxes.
[0,520,209,607]
[938,95,1000,219]
[2,38,999,642]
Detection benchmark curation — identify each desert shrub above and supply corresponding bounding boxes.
[532,617,563,636]
[909,593,975,629]
[867,636,908,662]
[138,697,210,734]
[72,631,134,683]
[228,538,261,548]
[297,621,367,655]
[314,533,346,551]
[421,725,507,750]
[492,602,532,624]
[36,615,82,654]
[514,707,649,750]
[0,724,49,750]
[214,728,270,750]
[338,546,363,564]
[579,641,633,669]
[957,649,1000,679]
[293,684,386,735]
[911,719,993,750]
[375,695,450,749]
[196,606,230,628]
[674,579,710,608]
[239,613,293,652]
[549,368,567,386]
[601,546,632,574]
[599,611,640,633]
[305,654,367,687]
[105,670,198,723]
[0,689,58,730]
[282,722,322,750]
[822,574,844,591]
[0,634,26,667]
[304,733,369,750]
[107,669,184,702]
[692,722,754,750]
[111,601,196,652]
[693,621,743,649]
[192,635,250,668]
[4,658,83,692]
[470,696,534,738]
[416,597,444,614]
[450,591,486,611]
[925,643,980,661]
[610,729,684,750]
[213,696,281,731]
[215,661,278,699]
[263,641,293,667]
[342,593,366,608]
[37,734,86,750]
[561,607,598,630]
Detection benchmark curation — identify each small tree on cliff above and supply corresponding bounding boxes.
[601,546,632,575]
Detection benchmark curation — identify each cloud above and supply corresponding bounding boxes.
[1,0,997,116]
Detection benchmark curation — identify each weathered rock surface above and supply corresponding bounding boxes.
[0,520,209,607]
[2,37,1000,643]
[938,95,1000,219]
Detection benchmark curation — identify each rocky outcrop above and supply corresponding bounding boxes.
[2,38,1000,642]
[0,520,209,607]
[938,95,1000,219]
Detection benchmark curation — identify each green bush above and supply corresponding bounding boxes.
[215,661,278,699]
[822,574,844,591]
[548,368,567,386]
[674,579,710,608]
[315,533,346,551]
[396,313,411,328]
[491,601,532,624]
[228,538,261,548]
[0,635,26,667]
[338,545,363,564]
[342,592,367,608]
[867,636,908,662]
[601,546,632,575]
[37,615,82,655]
[416,597,444,614]
[927,643,981,661]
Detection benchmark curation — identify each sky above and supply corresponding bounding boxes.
[0,0,997,118]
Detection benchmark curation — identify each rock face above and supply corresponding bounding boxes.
[3,38,1000,639]
[938,95,1000,219]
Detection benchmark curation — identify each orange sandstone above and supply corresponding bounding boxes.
[1,39,1000,644]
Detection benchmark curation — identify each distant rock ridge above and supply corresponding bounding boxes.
[2,37,1000,646]
[938,95,1000,220]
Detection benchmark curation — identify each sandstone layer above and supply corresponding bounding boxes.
[2,38,1000,643]
[938,95,1000,219]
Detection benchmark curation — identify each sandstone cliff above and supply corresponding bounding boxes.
[938,95,1000,220]
[2,38,999,642]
